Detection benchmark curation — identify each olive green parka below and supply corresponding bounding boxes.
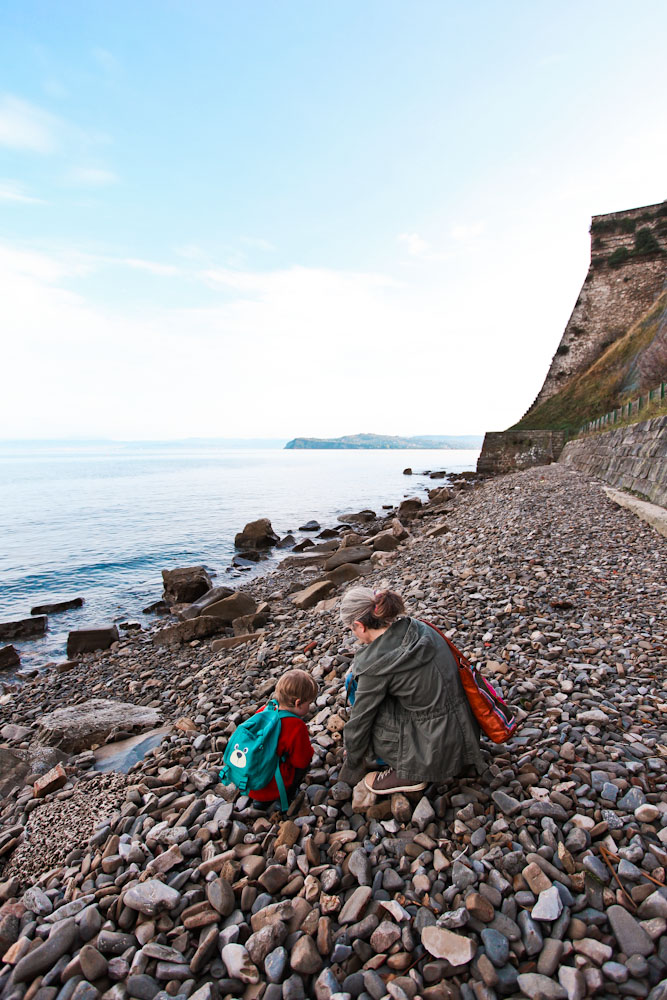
[344,617,484,782]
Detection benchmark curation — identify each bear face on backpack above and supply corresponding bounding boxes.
[219,699,299,810]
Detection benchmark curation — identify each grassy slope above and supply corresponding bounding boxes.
[511,290,667,431]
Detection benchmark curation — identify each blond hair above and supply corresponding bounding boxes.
[275,668,318,708]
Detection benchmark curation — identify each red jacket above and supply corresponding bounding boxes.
[249,709,314,801]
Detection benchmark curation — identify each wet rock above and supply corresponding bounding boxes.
[0,616,47,641]
[235,518,280,551]
[162,566,212,603]
[66,626,119,657]
[0,644,20,669]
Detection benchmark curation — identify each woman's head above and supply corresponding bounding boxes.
[339,587,405,637]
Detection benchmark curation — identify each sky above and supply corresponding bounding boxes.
[1,1,665,440]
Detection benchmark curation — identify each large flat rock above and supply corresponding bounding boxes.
[36,699,163,753]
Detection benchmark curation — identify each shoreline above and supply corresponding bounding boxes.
[1,463,666,999]
[0,453,480,672]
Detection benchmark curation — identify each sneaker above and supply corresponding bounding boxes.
[364,767,428,795]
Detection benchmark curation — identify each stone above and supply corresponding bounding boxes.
[412,796,436,830]
[37,699,162,752]
[0,644,20,669]
[421,926,476,966]
[207,877,235,916]
[324,546,373,570]
[179,585,236,619]
[204,591,257,622]
[291,581,335,610]
[66,626,119,657]
[162,565,212,603]
[558,966,585,1000]
[235,518,280,550]
[607,904,655,957]
[32,762,68,797]
[152,615,225,646]
[123,879,182,916]
[0,616,46,641]
[638,889,667,919]
[221,942,260,983]
[339,886,372,924]
[290,934,323,974]
[22,886,53,915]
[370,920,402,952]
[12,918,79,982]
[491,789,522,815]
[31,597,84,615]
[532,886,563,922]
[516,973,567,999]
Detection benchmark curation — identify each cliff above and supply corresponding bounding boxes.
[520,201,666,422]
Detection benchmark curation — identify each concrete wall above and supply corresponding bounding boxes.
[523,201,666,418]
[477,430,566,475]
[558,415,667,507]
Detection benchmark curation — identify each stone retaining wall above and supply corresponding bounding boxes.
[558,415,667,507]
[477,430,566,475]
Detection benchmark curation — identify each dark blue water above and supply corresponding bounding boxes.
[0,441,479,667]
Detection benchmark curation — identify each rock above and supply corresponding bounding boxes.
[372,532,400,552]
[37,698,162,752]
[532,886,563,922]
[123,879,182,915]
[204,591,257,622]
[299,520,321,531]
[291,580,335,610]
[0,722,30,740]
[162,565,212,603]
[211,631,265,651]
[635,803,659,822]
[178,586,236,619]
[0,616,47,641]
[370,920,401,952]
[235,518,280,551]
[66,626,119,657]
[33,762,68,797]
[339,886,372,924]
[0,644,20,670]
[607,904,655,957]
[152,615,225,646]
[221,942,260,983]
[207,878,235,916]
[638,890,667,919]
[516,973,567,999]
[397,498,422,519]
[290,934,323,974]
[31,597,84,615]
[324,546,372,571]
[22,886,53,915]
[325,564,364,585]
[412,796,436,830]
[421,926,475,966]
[12,917,79,982]
[491,789,522,815]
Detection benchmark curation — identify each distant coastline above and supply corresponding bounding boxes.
[284,432,484,450]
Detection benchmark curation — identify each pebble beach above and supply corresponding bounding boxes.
[1,463,666,1000]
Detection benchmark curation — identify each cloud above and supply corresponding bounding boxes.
[0,95,59,153]
[450,222,485,242]
[398,232,431,257]
[122,257,182,276]
[240,236,275,251]
[0,180,44,204]
[67,166,118,186]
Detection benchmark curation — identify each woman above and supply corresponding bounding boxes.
[341,587,483,794]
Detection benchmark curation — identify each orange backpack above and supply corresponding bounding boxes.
[422,620,518,744]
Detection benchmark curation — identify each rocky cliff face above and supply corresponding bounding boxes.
[523,201,666,418]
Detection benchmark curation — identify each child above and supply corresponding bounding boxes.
[248,668,317,805]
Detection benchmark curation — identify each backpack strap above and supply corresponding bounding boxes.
[273,760,290,812]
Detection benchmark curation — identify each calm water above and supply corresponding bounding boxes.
[0,442,479,667]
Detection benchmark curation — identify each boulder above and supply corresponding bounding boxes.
[0,645,20,670]
[298,520,321,531]
[30,597,84,615]
[152,616,225,647]
[325,564,364,586]
[397,497,422,519]
[211,632,265,652]
[205,592,257,622]
[291,581,335,610]
[324,546,372,571]
[337,510,376,524]
[162,566,212,604]
[67,626,119,658]
[232,613,269,635]
[276,534,296,549]
[179,586,236,620]
[371,531,400,552]
[390,518,410,540]
[0,723,31,742]
[36,699,163,753]
[234,518,279,551]
[403,468,412,475]
[0,616,46,641]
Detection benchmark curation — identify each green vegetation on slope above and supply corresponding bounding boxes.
[284,433,484,450]
[511,290,667,432]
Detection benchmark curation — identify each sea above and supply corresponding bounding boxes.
[0,441,480,669]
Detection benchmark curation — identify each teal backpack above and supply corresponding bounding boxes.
[219,699,299,811]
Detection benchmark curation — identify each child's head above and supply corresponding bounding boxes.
[275,668,318,717]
